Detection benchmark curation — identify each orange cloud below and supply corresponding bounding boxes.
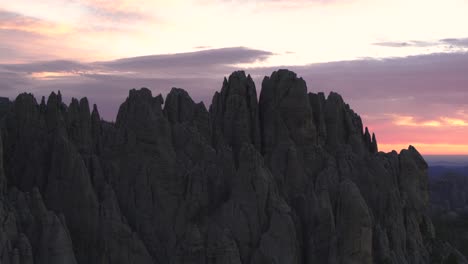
[389,114,468,128]
[30,71,82,80]
[441,117,468,127]
[390,114,442,127]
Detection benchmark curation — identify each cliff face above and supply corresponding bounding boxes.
[0,70,464,264]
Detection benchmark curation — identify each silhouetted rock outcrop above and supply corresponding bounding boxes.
[211,71,261,163]
[0,70,465,264]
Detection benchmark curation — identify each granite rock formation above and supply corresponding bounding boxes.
[0,70,465,263]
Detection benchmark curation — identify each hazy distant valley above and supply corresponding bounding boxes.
[426,157,468,261]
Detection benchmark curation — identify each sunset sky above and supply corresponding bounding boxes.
[1,0,468,154]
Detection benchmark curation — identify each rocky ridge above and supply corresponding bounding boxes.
[0,70,465,263]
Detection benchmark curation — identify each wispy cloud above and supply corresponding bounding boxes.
[0,46,275,87]
[373,38,468,49]
[390,115,442,127]
[99,47,273,73]
[440,117,468,127]
[440,38,468,47]
[388,114,468,128]
[1,60,90,73]
[194,46,212,49]
[373,40,434,48]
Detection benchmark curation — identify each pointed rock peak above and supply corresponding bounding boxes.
[260,69,308,106]
[67,98,80,121]
[69,97,79,109]
[116,88,166,128]
[57,90,62,102]
[212,71,259,113]
[78,98,91,120]
[261,69,307,100]
[400,145,427,170]
[371,133,378,153]
[259,69,316,155]
[39,96,46,113]
[408,145,425,161]
[209,71,262,155]
[196,101,208,113]
[228,70,247,80]
[128,87,153,101]
[13,93,39,118]
[47,91,61,108]
[327,91,345,105]
[15,93,37,104]
[68,97,91,125]
[45,91,67,132]
[167,87,192,100]
[310,91,327,103]
[79,97,90,112]
[164,87,196,123]
[363,127,371,142]
[124,88,164,110]
[222,70,257,98]
[271,69,302,80]
[363,127,378,153]
[155,94,164,105]
[91,104,100,120]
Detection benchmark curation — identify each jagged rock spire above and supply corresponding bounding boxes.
[210,71,261,163]
[371,133,378,153]
[259,69,316,155]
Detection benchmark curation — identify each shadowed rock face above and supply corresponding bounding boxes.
[0,70,464,264]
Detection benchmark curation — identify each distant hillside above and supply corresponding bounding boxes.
[429,168,468,261]
[425,155,468,167]
[429,166,468,179]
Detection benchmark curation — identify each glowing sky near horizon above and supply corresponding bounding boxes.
[1,0,468,155]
